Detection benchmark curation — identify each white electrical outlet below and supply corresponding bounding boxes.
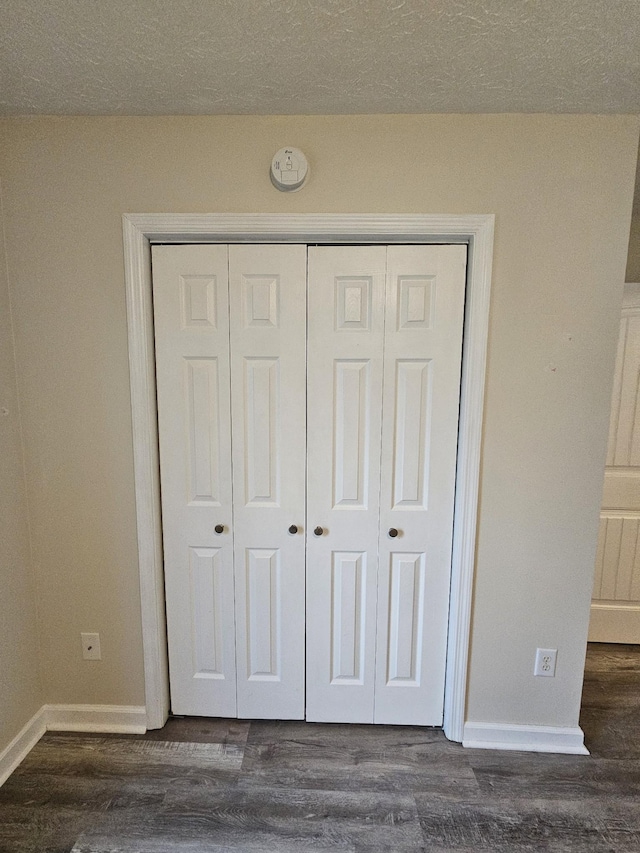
[534,647,557,677]
[81,632,101,660]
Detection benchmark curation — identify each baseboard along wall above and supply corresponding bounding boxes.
[588,602,640,644]
[0,707,47,787]
[463,721,589,754]
[0,704,147,787]
[2,705,590,787]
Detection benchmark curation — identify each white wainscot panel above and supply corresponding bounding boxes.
[244,358,279,506]
[333,360,370,508]
[180,275,217,328]
[246,549,281,681]
[331,551,367,684]
[393,360,431,509]
[189,547,226,678]
[386,553,425,685]
[185,357,221,505]
[593,515,640,601]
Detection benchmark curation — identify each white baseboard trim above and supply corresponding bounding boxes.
[0,707,47,787]
[0,703,147,788]
[44,704,147,734]
[589,602,640,644]
[463,721,589,755]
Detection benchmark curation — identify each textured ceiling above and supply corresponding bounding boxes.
[1,0,640,116]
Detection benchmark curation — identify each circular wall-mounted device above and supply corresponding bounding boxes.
[270,147,309,192]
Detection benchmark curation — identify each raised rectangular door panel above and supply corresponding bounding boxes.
[306,246,387,723]
[385,552,426,684]
[330,551,368,683]
[152,245,237,717]
[375,245,466,725]
[229,245,307,719]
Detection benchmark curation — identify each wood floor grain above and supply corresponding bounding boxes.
[0,643,639,853]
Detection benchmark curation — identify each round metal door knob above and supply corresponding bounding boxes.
[388,528,399,538]
[314,526,324,536]
[288,525,298,534]
[214,524,224,534]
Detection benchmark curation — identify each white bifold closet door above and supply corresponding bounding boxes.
[153,244,306,720]
[153,242,466,726]
[306,245,466,725]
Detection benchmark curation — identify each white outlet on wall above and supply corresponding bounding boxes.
[534,647,557,677]
[81,632,101,660]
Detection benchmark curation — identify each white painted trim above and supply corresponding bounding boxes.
[589,602,640,643]
[123,215,170,730]
[0,703,148,787]
[591,602,640,611]
[622,283,640,313]
[123,213,495,739]
[443,216,494,743]
[602,469,640,481]
[44,703,147,734]
[0,707,47,787]
[463,721,589,755]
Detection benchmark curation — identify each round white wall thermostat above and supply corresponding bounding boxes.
[270,147,309,192]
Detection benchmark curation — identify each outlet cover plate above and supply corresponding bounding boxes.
[81,632,101,660]
[534,647,557,677]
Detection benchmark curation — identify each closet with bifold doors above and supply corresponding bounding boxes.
[152,241,466,726]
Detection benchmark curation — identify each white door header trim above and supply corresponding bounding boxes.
[125,212,492,244]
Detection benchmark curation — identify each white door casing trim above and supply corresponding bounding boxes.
[122,213,494,740]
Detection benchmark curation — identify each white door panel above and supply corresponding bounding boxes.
[152,245,237,716]
[229,245,307,719]
[375,245,466,725]
[306,246,387,723]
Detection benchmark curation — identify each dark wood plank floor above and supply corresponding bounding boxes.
[1,643,639,852]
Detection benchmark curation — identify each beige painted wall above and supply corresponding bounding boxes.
[0,179,42,753]
[0,115,637,730]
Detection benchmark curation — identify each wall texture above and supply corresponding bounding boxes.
[0,114,637,730]
[0,179,42,754]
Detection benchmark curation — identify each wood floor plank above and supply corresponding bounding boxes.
[142,716,250,746]
[415,794,640,852]
[0,770,167,810]
[73,841,351,853]
[73,785,423,851]
[165,785,423,845]
[71,804,361,852]
[240,723,478,795]
[23,734,244,778]
[580,706,640,759]
[0,804,108,853]
[70,790,422,851]
[468,751,640,799]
